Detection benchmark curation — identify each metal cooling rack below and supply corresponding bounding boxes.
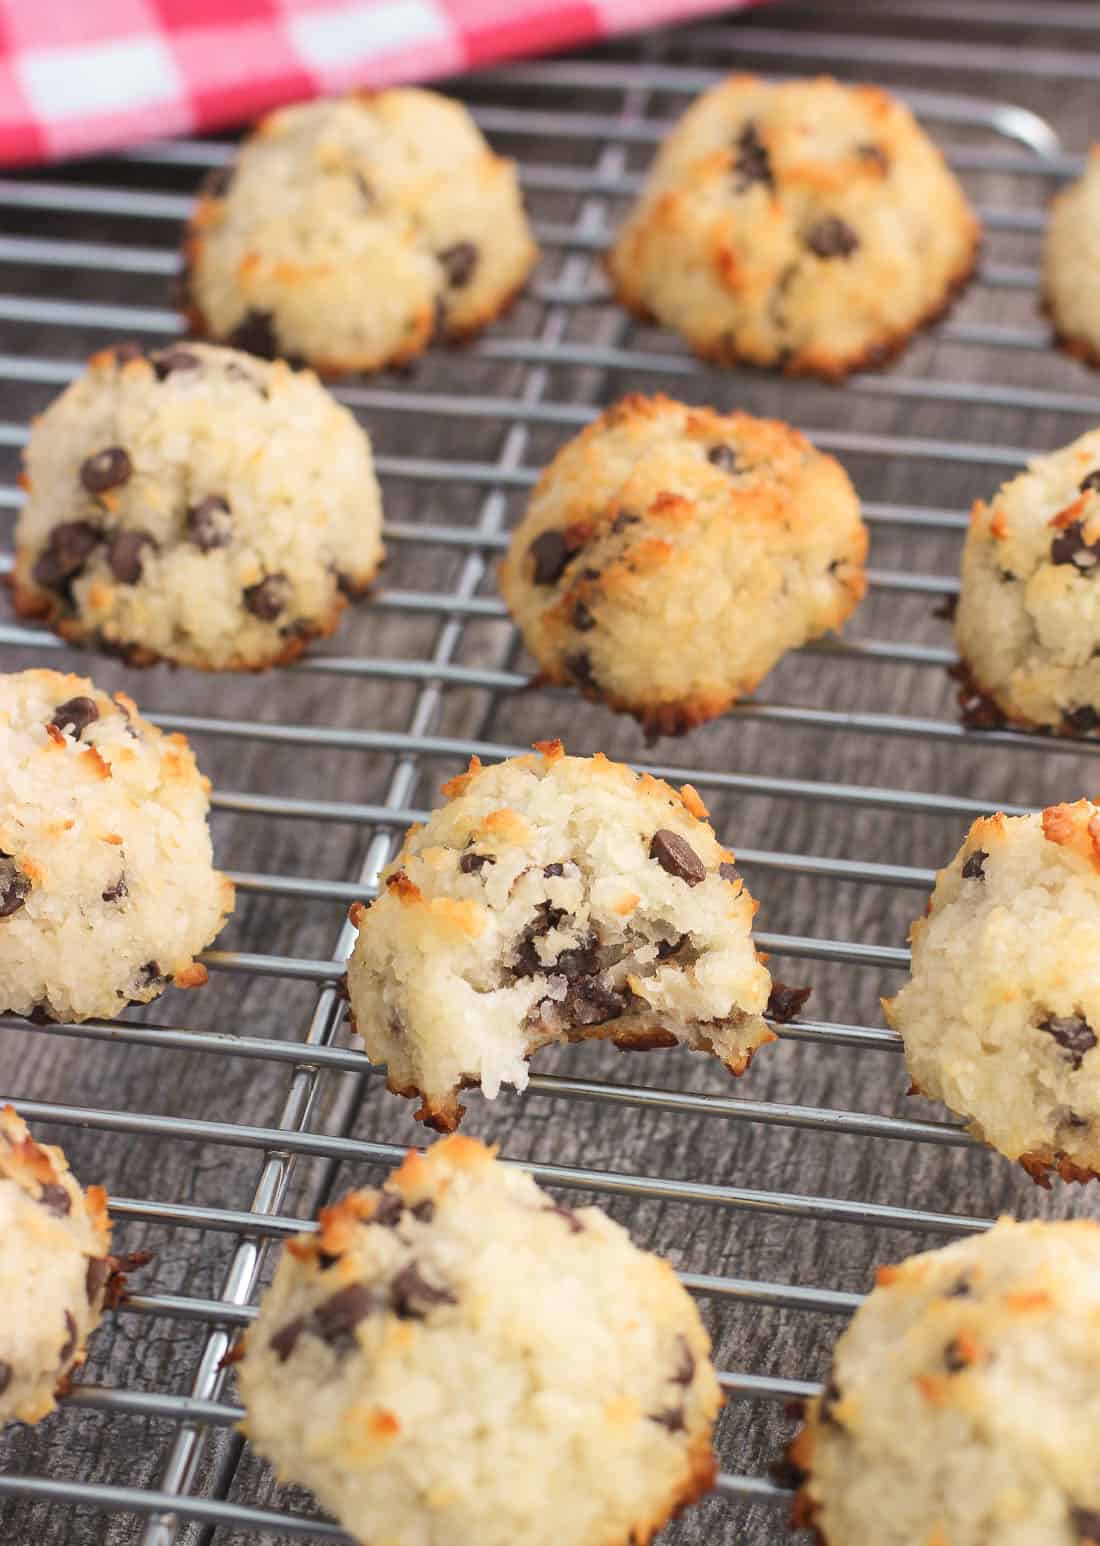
[0,2,1097,1541]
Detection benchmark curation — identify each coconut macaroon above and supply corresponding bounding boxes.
[237,1135,721,1546]
[9,342,384,671]
[181,89,537,374]
[884,801,1100,1185]
[0,1106,114,1427]
[789,1218,1100,1546]
[0,669,234,1023]
[955,427,1100,735]
[498,395,867,737]
[607,76,979,379]
[346,740,772,1130]
[1043,148,1100,368]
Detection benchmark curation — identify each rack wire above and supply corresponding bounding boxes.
[0,2,1097,1542]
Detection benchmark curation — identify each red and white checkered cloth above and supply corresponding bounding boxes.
[0,0,751,166]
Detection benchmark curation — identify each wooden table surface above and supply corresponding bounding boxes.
[1,2,1098,1541]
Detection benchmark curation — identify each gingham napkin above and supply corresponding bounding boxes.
[0,0,752,166]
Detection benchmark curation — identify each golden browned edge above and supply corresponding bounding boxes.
[181,222,537,380]
[604,228,982,384]
[785,1422,827,1544]
[1039,287,1100,372]
[950,655,1100,741]
[1018,1151,1100,1188]
[6,561,382,674]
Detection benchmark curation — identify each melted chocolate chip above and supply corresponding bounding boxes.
[1066,1111,1090,1129]
[857,143,889,174]
[649,829,706,886]
[81,446,132,495]
[806,217,860,259]
[39,1183,71,1217]
[961,849,987,880]
[656,934,689,961]
[152,348,201,381]
[733,122,773,191]
[1080,471,1100,495]
[1051,520,1100,570]
[672,1336,695,1386]
[59,1310,78,1365]
[101,874,127,903]
[565,651,597,691]
[0,1362,11,1395]
[245,573,292,621]
[1065,705,1100,734]
[529,530,571,586]
[411,1199,435,1222]
[649,1406,686,1432]
[1040,1014,1097,1069]
[270,1315,307,1362]
[438,242,478,289]
[572,601,596,632]
[511,901,568,978]
[86,1256,110,1304]
[718,862,742,885]
[707,444,737,472]
[544,863,566,878]
[50,695,99,738]
[227,307,280,360]
[314,1283,375,1346]
[766,981,813,1023]
[460,851,494,873]
[391,1262,456,1320]
[0,856,30,918]
[136,961,164,990]
[108,529,155,584]
[372,1191,406,1228]
[943,1338,968,1373]
[33,520,100,593]
[1073,1509,1100,1542]
[188,494,233,552]
[944,1275,972,1299]
[542,1202,584,1234]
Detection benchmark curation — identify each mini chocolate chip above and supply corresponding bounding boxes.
[372,1191,406,1228]
[108,529,155,584]
[1073,1509,1100,1542]
[1051,520,1100,570]
[411,1199,435,1222]
[391,1262,456,1320]
[59,1310,78,1365]
[227,307,280,360]
[544,863,565,877]
[1040,1014,1097,1070]
[649,829,706,886]
[649,1406,686,1432]
[316,1250,341,1269]
[102,875,127,903]
[136,961,163,989]
[85,1256,110,1307]
[565,651,597,691]
[943,1337,969,1373]
[733,121,773,191]
[572,601,596,632]
[1067,1111,1090,1129]
[672,1336,695,1386]
[0,1362,11,1395]
[580,566,601,582]
[656,934,689,960]
[438,242,478,288]
[245,573,292,621]
[857,143,889,173]
[542,1202,584,1234]
[460,852,494,873]
[529,530,571,586]
[1065,705,1100,734]
[188,495,233,552]
[270,1315,307,1362]
[944,1275,972,1298]
[611,511,640,534]
[50,696,99,738]
[819,1376,844,1427]
[81,446,132,495]
[767,981,813,1023]
[707,444,737,472]
[151,348,201,381]
[33,520,100,592]
[1080,471,1100,495]
[961,849,987,880]
[718,862,742,885]
[39,1183,71,1217]
[806,217,860,259]
[0,849,30,917]
[314,1283,375,1346]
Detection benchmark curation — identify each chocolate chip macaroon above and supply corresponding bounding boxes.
[0,668,234,1023]
[498,394,867,738]
[10,342,384,670]
[180,88,537,374]
[0,1105,115,1427]
[345,738,772,1130]
[607,75,979,379]
[788,1218,1100,1546]
[237,1135,722,1546]
[884,801,1100,1185]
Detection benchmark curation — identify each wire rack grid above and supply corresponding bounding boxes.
[0,2,1098,1543]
